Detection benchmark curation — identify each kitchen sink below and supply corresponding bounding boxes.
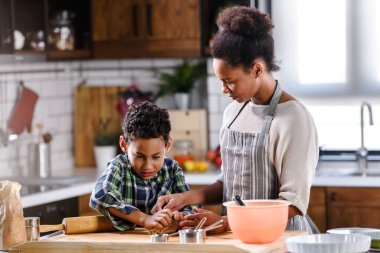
[0,176,86,186]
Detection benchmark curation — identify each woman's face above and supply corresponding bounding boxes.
[119,136,171,180]
[213,58,260,103]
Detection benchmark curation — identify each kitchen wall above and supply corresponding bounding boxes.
[206,59,380,151]
[0,59,184,177]
[1,58,380,178]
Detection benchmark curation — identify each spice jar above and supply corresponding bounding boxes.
[48,10,75,50]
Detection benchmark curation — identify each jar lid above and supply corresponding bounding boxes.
[25,217,40,227]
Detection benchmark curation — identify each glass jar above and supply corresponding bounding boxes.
[48,10,75,50]
[172,139,194,169]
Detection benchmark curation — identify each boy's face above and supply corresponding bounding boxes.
[119,135,172,180]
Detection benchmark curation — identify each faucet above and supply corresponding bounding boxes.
[357,102,374,176]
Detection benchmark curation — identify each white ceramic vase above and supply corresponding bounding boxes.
[173,93,190,110]
[94,146,116,174]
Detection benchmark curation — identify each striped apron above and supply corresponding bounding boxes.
[221,83,319,234]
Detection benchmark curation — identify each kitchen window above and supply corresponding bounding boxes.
[271,0,380,96]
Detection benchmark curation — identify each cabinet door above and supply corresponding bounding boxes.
[327,187,380,229]
[92,0,201,58]
[308,187,326,232]
[144,0,201,57]
[79,193,100,216]
[0,0,13,54]
[92,0,148,58]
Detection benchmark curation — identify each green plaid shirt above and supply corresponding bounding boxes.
[90,154,193,231]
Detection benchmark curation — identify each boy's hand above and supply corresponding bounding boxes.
[143,209,173,230]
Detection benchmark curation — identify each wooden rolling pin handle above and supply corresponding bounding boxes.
[40,224,65,233]
[63,215,116,235]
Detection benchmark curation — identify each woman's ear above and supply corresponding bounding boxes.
[119,135,128,153]
[251,60,264,78]
[165,136,173,152]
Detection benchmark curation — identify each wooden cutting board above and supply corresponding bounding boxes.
[74,86,126,167]
[9,230,306,253]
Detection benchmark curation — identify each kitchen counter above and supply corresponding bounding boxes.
[21,162,380,208]
[9,230,305,253]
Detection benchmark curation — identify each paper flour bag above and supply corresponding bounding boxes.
[0,181,26,250]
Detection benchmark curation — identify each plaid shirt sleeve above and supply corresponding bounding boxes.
[89,158,138,231]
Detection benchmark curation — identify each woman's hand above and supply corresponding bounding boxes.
[180,208,228,234]
[143,209,173,230]
[172,211,185,222]
[152,193,188,213]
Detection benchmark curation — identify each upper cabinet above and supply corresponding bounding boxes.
[0,0,12,54]
[0,0,92,61]
[92,0,201,59]
[1,0,252,61]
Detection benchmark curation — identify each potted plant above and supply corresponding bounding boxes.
[155,60,207,110]
[93,118,119,174]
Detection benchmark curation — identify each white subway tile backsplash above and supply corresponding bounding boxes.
[220,96,232,112]
[121,59,153,69]
[209,114,223,132]
[207,95,219,113]
[207,76,221,95]
[152,59,182,69]
[209,132,220,150]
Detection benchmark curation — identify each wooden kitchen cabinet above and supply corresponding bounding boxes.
[0,0,91,61]
[308,187,327,232]
[78,193,100,216]
[92,0,201,59]
[326,187,380,229]
[168,109,209,160]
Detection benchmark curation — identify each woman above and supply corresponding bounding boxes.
[152,6,319,233]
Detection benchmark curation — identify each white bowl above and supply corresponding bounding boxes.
[327,227,380,235]
[285,233,371,253]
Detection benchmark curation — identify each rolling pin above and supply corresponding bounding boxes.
[40,215,116,234]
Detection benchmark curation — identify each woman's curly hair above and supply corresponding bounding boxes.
[211,6,279,72]
[122,101,171,145]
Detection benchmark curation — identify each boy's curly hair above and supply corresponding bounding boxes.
[122,101,171,145]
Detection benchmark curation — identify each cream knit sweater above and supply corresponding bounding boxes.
[218,100,319,215]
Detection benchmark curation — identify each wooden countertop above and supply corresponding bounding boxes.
[9,230,306,253]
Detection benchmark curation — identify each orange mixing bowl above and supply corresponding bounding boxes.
[223,199,291,244]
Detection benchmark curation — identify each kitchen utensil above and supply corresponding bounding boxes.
[234,195,245,206]
[150,231,179,243]
[194,217,207,230]
[179,229,205,244]
[27,142,51,178]
[202,219,224,233]
[8,83,39,135]
[178,219,224,244]
[25,217,40,241]
[285,233,371,253]
[223,199,291,244]
[39,215,116,235]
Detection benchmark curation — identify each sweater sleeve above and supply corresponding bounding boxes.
[272,103,319,215]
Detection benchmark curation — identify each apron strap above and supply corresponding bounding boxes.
[227,101,249,129]
[258,82,282,146]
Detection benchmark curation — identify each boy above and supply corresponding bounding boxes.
[90,101,193,231]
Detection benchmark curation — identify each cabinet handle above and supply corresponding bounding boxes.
[146,3,153,36]
[132,4,139,36]
[330,192,337,202]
